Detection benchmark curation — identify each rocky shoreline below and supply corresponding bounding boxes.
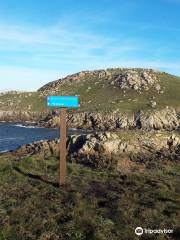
[0,107,179,131]
[12,130,180,171]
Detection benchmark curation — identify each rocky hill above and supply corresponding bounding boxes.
[38,68,162,93]
[32,68,180,112]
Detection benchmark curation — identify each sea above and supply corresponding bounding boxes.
[0,122,84,153]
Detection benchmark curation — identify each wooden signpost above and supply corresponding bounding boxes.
[47,96,78,186]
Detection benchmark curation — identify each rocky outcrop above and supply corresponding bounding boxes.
[137,108,179,130]
[15,131,180,169]
[112,69,160,91]
[16,138,60,157]
[38,108,179,131]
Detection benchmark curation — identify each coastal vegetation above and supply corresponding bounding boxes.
[0,154,179,240]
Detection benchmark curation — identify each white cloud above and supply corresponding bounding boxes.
[0,23,109,51]
[0,20,179,91]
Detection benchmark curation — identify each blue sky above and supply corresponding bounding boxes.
[0,0,180,91]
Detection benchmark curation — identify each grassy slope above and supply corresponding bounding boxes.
[0,72,180,113]
[0,155,179,240]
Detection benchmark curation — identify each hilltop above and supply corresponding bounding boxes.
[39,68,161,93]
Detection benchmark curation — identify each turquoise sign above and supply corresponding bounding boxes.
[47,96,78,108]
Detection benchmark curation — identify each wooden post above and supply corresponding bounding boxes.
[59,107,67,186]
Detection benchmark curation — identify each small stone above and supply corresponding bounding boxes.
[150,101,157,108]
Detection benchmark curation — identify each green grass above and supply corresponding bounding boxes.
[0,154,179,240]
[0,92,46,112]
[157,73,180,109]
[0,71,180,113]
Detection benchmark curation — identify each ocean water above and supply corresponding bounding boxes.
[0,122,82,153]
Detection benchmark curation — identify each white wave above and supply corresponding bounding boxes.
[69,128,78,131]
[13,124,39,129]
[69,128,89,132]
[0,137,24,141]
[0,150,9,153]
